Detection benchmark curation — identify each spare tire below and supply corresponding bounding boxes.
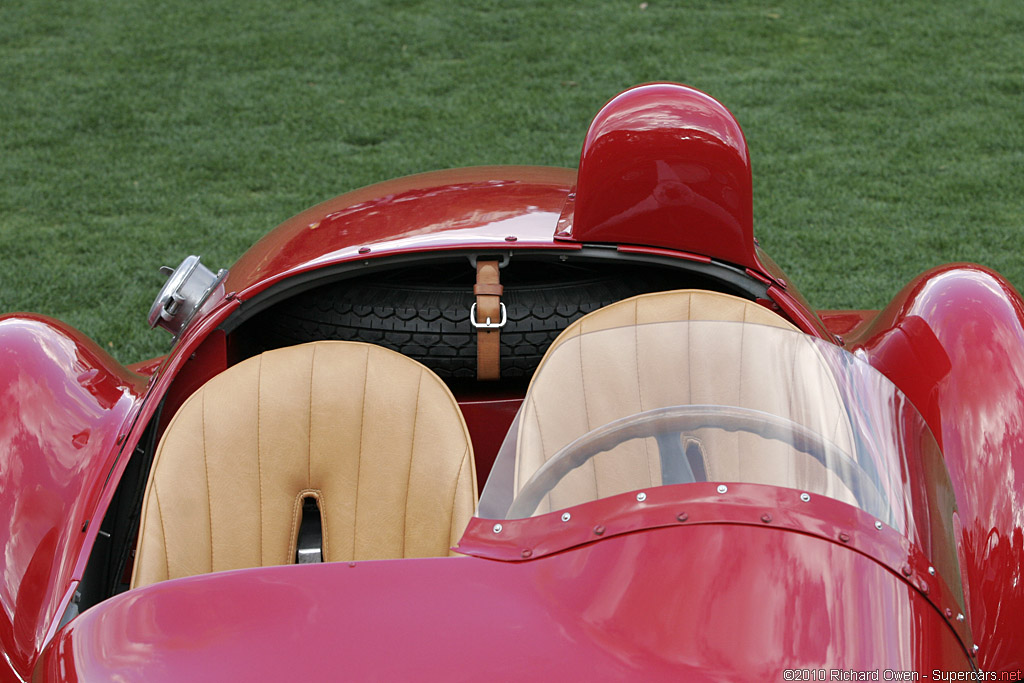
[260,271,656,380]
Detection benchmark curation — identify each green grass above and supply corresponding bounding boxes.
[2,0,1022,364]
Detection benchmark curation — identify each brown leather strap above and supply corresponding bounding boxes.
[475,260,502,381]
[473,283,504,297]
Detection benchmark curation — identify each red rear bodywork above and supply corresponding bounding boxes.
[565,83,765,275]
[38,486,970,681]
[2,83,1021,680]
[0,316,145,679]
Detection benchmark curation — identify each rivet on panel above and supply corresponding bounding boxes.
[800,492,811,502]
[348,562,356,568]
[521,549,533,559]
[358,247,371,254]
[839,532,850,543]
[945,608,953,618]
[957,613,965,623]
[717,484,728,494]
[928,566,936,576]
[972,645,979,655]
[874,521,883,530]
[636,492,647,502]
[760,513,772,523]
[918,580,929,595]
[677,512,688,522]
[593,525,605,536]
[505,235,518,242]
[901,565,912,577]
[493,523,503,534]
[561,512,571,522]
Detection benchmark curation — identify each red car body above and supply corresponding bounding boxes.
[2,83,1022,681]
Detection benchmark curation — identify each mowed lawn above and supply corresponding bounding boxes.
[2,0,1022,364]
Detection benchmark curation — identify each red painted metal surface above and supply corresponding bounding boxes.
[225,166,578,301]
[615,244,712,264]
[766,284,834,340]
[454,394,521,489]
[153,330,228,435]
[0,315,146,681]
[819,310,877,338]
[562,83,766,276]
[5,81,1021,678]
[612,244,835,338]
[850,264,1024,671]
[462,483,971,648]
[35,517,969,681]
[124,355,165,378]
[0,295,241,682]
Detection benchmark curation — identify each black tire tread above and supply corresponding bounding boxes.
[261,274,654,379]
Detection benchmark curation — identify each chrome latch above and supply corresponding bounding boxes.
[147,255,228,339]
[469,302,507,329]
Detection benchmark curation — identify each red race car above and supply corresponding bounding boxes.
[3,83,1022,681]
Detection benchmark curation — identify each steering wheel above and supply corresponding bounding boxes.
[506,404,885,519]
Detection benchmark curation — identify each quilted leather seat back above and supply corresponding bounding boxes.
[132,341,477,588]
[515,290,857,514]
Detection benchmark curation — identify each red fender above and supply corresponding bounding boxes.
[851,264,1024,671]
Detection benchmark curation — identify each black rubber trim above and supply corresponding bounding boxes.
[220,247,768,334]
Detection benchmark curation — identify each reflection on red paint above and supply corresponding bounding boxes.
[851,265,1024,671]
[226,167,577,298]
[567,83,764,274]
[35,522,969,680]
[0,315,144,680]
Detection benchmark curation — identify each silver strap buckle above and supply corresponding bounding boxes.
[470,302,507,329]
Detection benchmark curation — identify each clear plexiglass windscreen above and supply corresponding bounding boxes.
[478,321,959,600]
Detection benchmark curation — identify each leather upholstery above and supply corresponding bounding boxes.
[475,259,503,380]
[133,341,477,588]
[515,290,857,514]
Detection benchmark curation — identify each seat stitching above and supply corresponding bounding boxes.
[531,407,552,515]
[530,404,546,481]
[789,335,800,489]
[154,482,170,582]
[308,344,316,489]
[739,307,747,481]
[686,293,693,402]
[320,489,329,562]
[449,451,467,544]
[306,345,317,559]
[635,302,657,485]
[687,294,702,478]
[402,369,424,557]
[577,315,596,499]
[820,339,849,499]
[202,390,213,574]
[287,493,303,563]
[353,346,370,559]
[256,355,264,566]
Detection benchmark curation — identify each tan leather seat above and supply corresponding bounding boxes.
[133,341,477,588]
[515,289,857,514]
